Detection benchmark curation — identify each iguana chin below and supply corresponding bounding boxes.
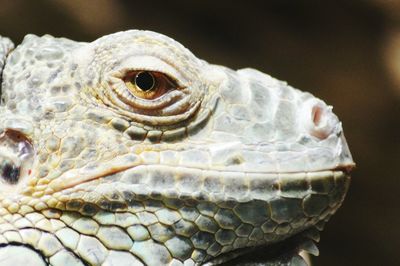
[0,30,354,266]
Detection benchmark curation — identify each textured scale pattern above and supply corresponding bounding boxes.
[0,30,354,266]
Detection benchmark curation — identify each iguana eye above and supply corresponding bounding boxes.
[124,71,176,100]
[106,67,201,126]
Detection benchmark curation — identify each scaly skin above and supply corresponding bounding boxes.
[0,30,354,266]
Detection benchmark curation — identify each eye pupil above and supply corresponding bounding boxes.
[135,71,155,91]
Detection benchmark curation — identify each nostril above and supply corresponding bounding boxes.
[312,105,323,127]
[302,99,339,140]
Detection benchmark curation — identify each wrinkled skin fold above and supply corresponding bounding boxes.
[0,30,354,266]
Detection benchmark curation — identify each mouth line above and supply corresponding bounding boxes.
[43,164,350,204]
[333,164,356,174]
[45,156,354,195]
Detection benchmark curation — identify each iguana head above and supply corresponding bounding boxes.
[0,30,354,265]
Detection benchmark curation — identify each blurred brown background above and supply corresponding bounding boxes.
[1,1,399,265]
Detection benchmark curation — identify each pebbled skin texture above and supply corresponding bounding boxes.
[0,30,354,266]
[0,36,14,89]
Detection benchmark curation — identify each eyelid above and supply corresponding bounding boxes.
[113,55,188,88]
[124,70,182,90]
[123,71,177,100]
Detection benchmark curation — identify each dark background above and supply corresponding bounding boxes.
[1,1,399,265]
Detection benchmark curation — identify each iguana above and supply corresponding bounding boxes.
[0,30,354,266]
